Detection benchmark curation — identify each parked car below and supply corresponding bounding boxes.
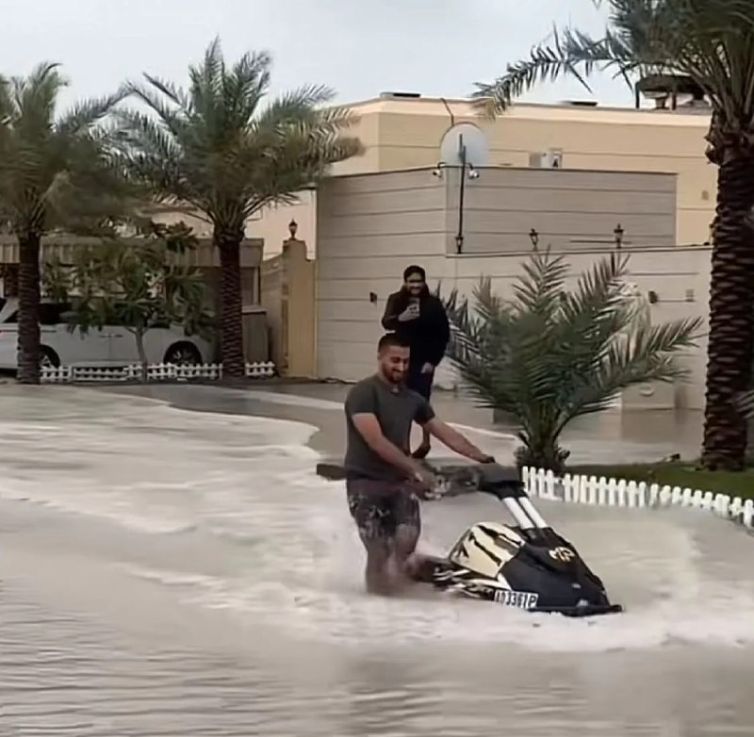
[0,298,214,370]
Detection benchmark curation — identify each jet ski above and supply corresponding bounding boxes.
[411,463,623,617]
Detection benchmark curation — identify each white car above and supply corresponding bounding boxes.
[0,298,214,370]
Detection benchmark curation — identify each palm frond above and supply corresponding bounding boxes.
[473,27,626,114]
[112,110,186,194]
[476,0,754,134]
[56,87,129,136]
[257,84,337,129]
[13,62,65,117]
[115,39,361,230]
[0,74,15,122]
[509,248,570,316]
[222,50,271,127]
[560,316,702,429]
[125,82,184,133]
[0,61,133,237]
[441,250,703,471]
[140,74,187,108]
[186,36,229,132]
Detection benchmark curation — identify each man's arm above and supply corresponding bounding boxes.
[423,417,494,464]
[351,413,423,480]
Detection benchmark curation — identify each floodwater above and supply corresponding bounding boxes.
[1,385,753,737]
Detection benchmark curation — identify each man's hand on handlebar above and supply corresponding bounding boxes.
[406,466,443,499]
[411,466,435,488]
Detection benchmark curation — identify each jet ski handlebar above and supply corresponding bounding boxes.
[474,463,550,532]
[475,463,527,499]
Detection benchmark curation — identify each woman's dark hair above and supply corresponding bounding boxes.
[403,264,426,282]
[398,264,430,308]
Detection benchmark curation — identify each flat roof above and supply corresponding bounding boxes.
[342,94,711,127]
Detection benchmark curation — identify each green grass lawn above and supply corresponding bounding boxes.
[566,463,754,500]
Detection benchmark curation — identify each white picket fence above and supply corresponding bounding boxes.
[522,466,754,530]
[40,361,276,384]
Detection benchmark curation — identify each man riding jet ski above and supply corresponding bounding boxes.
[411,463,623,617]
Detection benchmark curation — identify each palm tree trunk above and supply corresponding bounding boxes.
[214,227,245,377]
[16,232,41,384]
[701,155,754,470]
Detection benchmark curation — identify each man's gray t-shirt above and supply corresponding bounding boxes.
[344,374,435,482]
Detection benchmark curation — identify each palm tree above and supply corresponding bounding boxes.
[0,62,129,383]
[115,38,362,377]
[473,0,754,470]
[442,251,701,473]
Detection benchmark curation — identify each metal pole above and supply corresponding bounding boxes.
[456,134,466,254]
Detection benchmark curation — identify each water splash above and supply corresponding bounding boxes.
[1,386,753,656]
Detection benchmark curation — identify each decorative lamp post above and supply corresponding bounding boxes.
[614,223,624,250]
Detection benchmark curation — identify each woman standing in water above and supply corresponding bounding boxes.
[381,265,450,459]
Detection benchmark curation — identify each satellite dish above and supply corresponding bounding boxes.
[440,123,490,167]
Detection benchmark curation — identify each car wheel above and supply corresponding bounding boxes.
[39,346,61,369]
[163,342,202,365]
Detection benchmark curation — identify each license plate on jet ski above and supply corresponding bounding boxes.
[493,590,539,609]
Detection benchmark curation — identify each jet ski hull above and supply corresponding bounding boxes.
[412,551,623,617]
[409,464,624,618]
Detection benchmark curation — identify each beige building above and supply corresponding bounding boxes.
[252,94,715,255]
[314,166,711,410]
[249,93,715,411]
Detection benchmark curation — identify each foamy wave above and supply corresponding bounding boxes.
[0,482,199,535]
[118,556,754,653]
[118,492,754,653]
